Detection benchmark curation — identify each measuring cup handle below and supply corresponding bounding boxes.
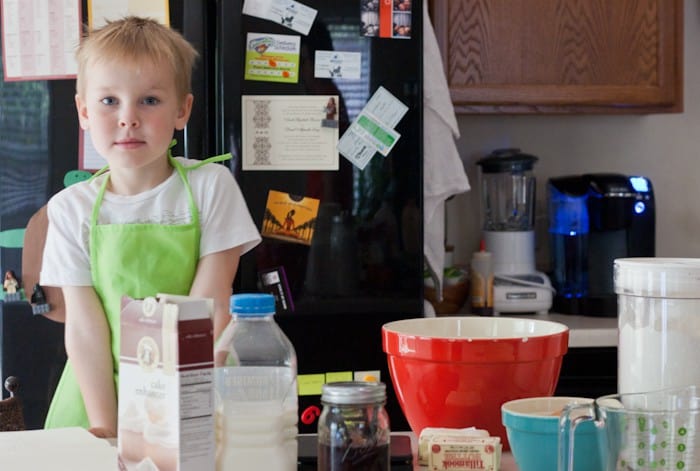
[558,402,595,471]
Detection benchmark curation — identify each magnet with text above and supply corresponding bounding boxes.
[244,32,300,83]
[242,0,317,36]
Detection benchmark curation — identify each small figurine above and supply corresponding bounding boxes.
[3,270,18,294]
[31,283,51,315]
[3,270,21,301]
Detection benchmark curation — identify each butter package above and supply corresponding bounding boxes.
[118,294,215,471]
[418,427,491,465]
[428,436,502,471]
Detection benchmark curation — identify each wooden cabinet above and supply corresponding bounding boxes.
[428,0,683,114]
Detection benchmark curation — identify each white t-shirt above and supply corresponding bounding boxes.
[41,157,261,287]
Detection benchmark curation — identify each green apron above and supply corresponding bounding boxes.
[45,152,230,429]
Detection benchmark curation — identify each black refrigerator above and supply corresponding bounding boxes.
[0,0,424,433]
[179,0,423,432]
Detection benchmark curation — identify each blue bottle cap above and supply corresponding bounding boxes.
[230,293,276,317]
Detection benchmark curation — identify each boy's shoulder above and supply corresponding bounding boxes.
[48,177,101,205]
[45,177,103,220]
[175,156,233,179]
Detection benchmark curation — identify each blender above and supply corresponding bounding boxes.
[476,149,553,314]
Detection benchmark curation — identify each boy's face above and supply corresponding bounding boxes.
[75,57,192,173]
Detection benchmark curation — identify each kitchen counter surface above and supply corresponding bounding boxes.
[2,428,522,470]
[521,312,617,348]
[454,308,618,348]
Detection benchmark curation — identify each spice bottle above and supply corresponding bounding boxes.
[317,381,390,471]
[469,240,494,316]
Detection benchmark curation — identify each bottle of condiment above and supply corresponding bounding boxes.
[470,240,494,316]
[317,381,390,471]
[214,293,298,470]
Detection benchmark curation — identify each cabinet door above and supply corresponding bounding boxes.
[429,0,683,114]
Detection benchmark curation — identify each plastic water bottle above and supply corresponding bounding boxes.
[214,293,298,470]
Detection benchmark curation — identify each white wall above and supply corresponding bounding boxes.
[447,0,700,269]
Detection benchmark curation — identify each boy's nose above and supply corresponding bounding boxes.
[119,109,140,128]
[119,117,139,128]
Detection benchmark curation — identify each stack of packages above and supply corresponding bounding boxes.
[418,427,502,471]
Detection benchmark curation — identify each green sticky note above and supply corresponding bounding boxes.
[298,374,326,396]
[325,371,353,383]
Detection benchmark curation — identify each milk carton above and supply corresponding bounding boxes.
[118,294,215,471]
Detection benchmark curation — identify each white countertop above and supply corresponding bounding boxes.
[453,309,619,348]
[514,312,618,348]
[1,428,520,470]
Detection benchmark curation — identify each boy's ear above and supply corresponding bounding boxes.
[75,94,89,130]
[175,93,194,131]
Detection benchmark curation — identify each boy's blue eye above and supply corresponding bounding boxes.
[101,97,117,105]
[143,97,160,105]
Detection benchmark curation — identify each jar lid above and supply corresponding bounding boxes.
[476,148,538,173]
[614,258,700,298]
[321,381,386,405]
[230,293,276,317]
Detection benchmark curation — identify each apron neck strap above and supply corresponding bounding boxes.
[88,140,216,229]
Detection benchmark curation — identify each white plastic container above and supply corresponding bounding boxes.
[214,294,298,471]
[615,258,700,393]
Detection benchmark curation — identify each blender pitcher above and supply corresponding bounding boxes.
[559,385,700,471]
[476,148,538,275]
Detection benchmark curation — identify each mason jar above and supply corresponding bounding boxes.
[317,381,390,471]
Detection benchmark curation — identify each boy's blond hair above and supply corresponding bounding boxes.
[75,16,199,102]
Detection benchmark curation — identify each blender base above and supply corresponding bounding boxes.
[492,272,553,314]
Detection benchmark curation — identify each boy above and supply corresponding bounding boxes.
[40,17,260,437]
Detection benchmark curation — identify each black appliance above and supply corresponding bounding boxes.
[547,174,655,316]
[1,1,423,433]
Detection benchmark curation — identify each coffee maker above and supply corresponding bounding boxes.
[476,149,553,314]
[547,173,655,316]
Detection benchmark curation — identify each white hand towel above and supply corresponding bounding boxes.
[423,1,471,299]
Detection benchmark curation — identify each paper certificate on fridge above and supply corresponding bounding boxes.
[242,95,340,171]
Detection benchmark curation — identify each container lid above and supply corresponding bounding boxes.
[476,148,538,173]
[614,258,700,298]
[321,381,386,405]
[230,293,276,316]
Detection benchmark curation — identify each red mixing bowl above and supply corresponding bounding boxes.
[382,316,569,450]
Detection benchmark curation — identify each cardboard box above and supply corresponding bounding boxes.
[118,294,215,471]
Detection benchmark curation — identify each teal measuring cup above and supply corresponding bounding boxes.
[559,385,700,471]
